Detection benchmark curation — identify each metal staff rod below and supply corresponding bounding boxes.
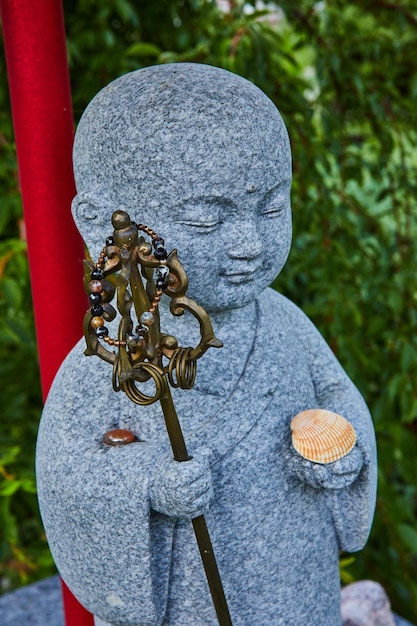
[84,210,233,626]
[160,388,233,626]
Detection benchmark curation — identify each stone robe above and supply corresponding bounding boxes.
[36,288,377,626]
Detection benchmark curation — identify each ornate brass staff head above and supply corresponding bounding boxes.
[83,209,223,407]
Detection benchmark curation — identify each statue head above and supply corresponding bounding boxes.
[72,63,292,312]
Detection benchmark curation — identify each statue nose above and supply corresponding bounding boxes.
[226,222,262,260]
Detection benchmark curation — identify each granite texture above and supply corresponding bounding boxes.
[341,581,396,626]
[0,577,413,626]
[0,576,64,626]
[36,64,378,625]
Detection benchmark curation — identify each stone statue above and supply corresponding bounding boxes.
[36,63,377,626]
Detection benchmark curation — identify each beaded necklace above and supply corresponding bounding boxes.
[87,215,169,346]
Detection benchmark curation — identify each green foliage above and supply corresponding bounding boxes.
[0,62,48,589]
[1,0,416,620]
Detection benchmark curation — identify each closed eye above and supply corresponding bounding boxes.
[260,203,286,217]
[258,180,290,218]
[177,220,221,232]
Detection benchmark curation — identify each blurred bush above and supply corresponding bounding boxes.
[0,0,416,620]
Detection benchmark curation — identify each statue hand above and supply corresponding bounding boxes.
[289,446,364,490]
[149,448,214,518]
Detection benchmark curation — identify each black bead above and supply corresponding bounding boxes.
[91,304,104,316]
[106,236,115,246]
[135,325,149,338]
[154,246,167,260]
[156,278,168,290]
[91,268,104,280]
[152,237,165,248]
[89,293,102,305]
[96,326,109,338]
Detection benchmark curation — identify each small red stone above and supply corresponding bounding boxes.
[103,429,137,446]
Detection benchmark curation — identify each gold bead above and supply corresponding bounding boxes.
[91,316,105,329]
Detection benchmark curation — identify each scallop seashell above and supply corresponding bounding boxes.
[290,409,357,464]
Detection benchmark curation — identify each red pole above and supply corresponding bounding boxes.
[0,1,93,625]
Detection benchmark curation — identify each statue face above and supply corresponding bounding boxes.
[72,64,292,312]
[142,165,292,313]
[74,155,292,313]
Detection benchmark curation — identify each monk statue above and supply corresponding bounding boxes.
[36,63,377,626]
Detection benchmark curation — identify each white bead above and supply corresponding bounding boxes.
[140,311,155,326]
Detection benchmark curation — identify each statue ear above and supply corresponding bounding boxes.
[72,194,97,222]
[71,191,114,260]
[71,191,110,236]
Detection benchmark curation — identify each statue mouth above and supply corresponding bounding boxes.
[221,268,258,284]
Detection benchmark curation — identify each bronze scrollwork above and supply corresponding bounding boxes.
[83,209,223,403]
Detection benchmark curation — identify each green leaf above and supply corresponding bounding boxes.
[0,446,21,466]
[0,480,22,496]
[401,343,416,372]
[397,524,417,555]
[0,497,18,544]
[125,42,161,57]
[1,278,23,310]
[340,556,356,584]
